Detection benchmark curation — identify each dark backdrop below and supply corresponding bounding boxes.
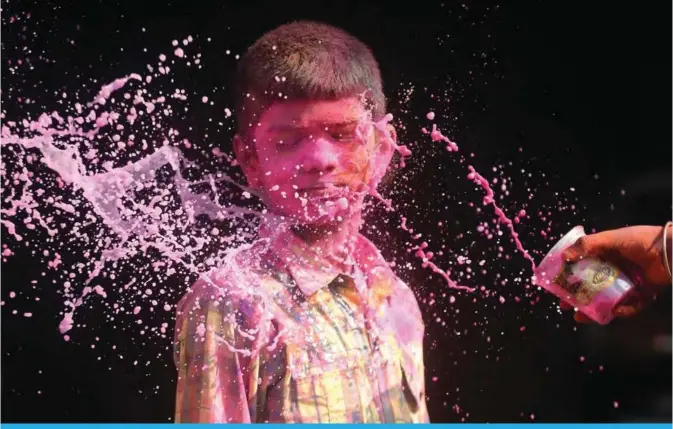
[1,0,671,423]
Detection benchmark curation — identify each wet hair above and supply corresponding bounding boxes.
[234,21,386,136]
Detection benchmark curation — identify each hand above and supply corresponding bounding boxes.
[558,225,672,323]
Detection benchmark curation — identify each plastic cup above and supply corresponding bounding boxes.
[534,226,634,325]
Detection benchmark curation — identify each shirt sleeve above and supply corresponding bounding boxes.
[173,281,266,423]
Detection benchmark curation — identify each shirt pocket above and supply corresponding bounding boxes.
[286,339,424,423]
[287,344,374,423]
[377,339,425,418]
[399,349,424,413]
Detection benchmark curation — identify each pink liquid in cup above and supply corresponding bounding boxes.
[534,226,634,325]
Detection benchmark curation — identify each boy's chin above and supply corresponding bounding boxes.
[271,202,358,227]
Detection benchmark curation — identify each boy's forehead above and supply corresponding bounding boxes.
[260,97,365,128]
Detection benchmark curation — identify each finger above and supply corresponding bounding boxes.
[613,289,647,318]
[559,301,573,311]
[562,236,590,263]
[573,311,594,324]
[562,233,613,263]
[613,305,638,318]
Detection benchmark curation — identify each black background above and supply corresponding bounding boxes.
[1,0,671,423]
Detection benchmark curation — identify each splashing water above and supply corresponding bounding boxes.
[466,166,536,272]
[1,62,447,341]
[1,45,269,339]
[2,32,545,352]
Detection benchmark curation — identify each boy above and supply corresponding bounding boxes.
[173,21,429,423]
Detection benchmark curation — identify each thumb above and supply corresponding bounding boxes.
[612,290,645,318]
[562,236,591,263]
[613,305,638,318]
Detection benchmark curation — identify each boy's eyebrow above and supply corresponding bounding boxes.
[268,120,360,133]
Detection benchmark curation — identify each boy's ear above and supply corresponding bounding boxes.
[378,123,396,166]
[368,123,396,189]
[386,123,398,145]
[233,134,262,188]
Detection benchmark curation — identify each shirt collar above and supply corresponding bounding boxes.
[259,214,395,303]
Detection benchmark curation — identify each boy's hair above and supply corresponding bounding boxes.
[234,21,386,137]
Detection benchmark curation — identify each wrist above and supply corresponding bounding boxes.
[661,222,672,284]
[666,223,672,268]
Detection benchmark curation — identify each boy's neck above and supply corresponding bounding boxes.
[291,215,363,268]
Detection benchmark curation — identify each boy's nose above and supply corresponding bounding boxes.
[301,137,338,175]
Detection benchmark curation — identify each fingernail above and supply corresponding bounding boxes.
[614,306,635,317]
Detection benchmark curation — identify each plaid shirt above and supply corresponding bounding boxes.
[173,225,429,423]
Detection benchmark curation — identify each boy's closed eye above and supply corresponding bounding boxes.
[274,132,304,151]
[272,122,360,150]
[326,124,359,142]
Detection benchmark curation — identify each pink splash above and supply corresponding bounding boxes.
[1,66,264,339]
[466,166,536,272]
[2,245,13,258]
[422,123,459,152]
[59,312,74,334]
[89,74,141,106]
[400,215,472,291]
[371,113,412,167]
[48,253,62,269]
[196,322,206,337]
[414,241,473,292]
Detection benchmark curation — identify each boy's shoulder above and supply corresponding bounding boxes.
[355,234,423,310]
[355,234,412,287]
[175,238,282,322]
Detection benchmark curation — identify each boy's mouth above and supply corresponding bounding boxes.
[299,184,350,200]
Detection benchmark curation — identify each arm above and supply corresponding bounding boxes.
[560,224,672,322]
[562,224,672,288]
[665,222,672,269]
[173,281,265,423]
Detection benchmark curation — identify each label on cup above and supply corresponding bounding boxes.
[553,259,620,305]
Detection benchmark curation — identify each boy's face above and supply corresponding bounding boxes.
[234,97,394,225]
